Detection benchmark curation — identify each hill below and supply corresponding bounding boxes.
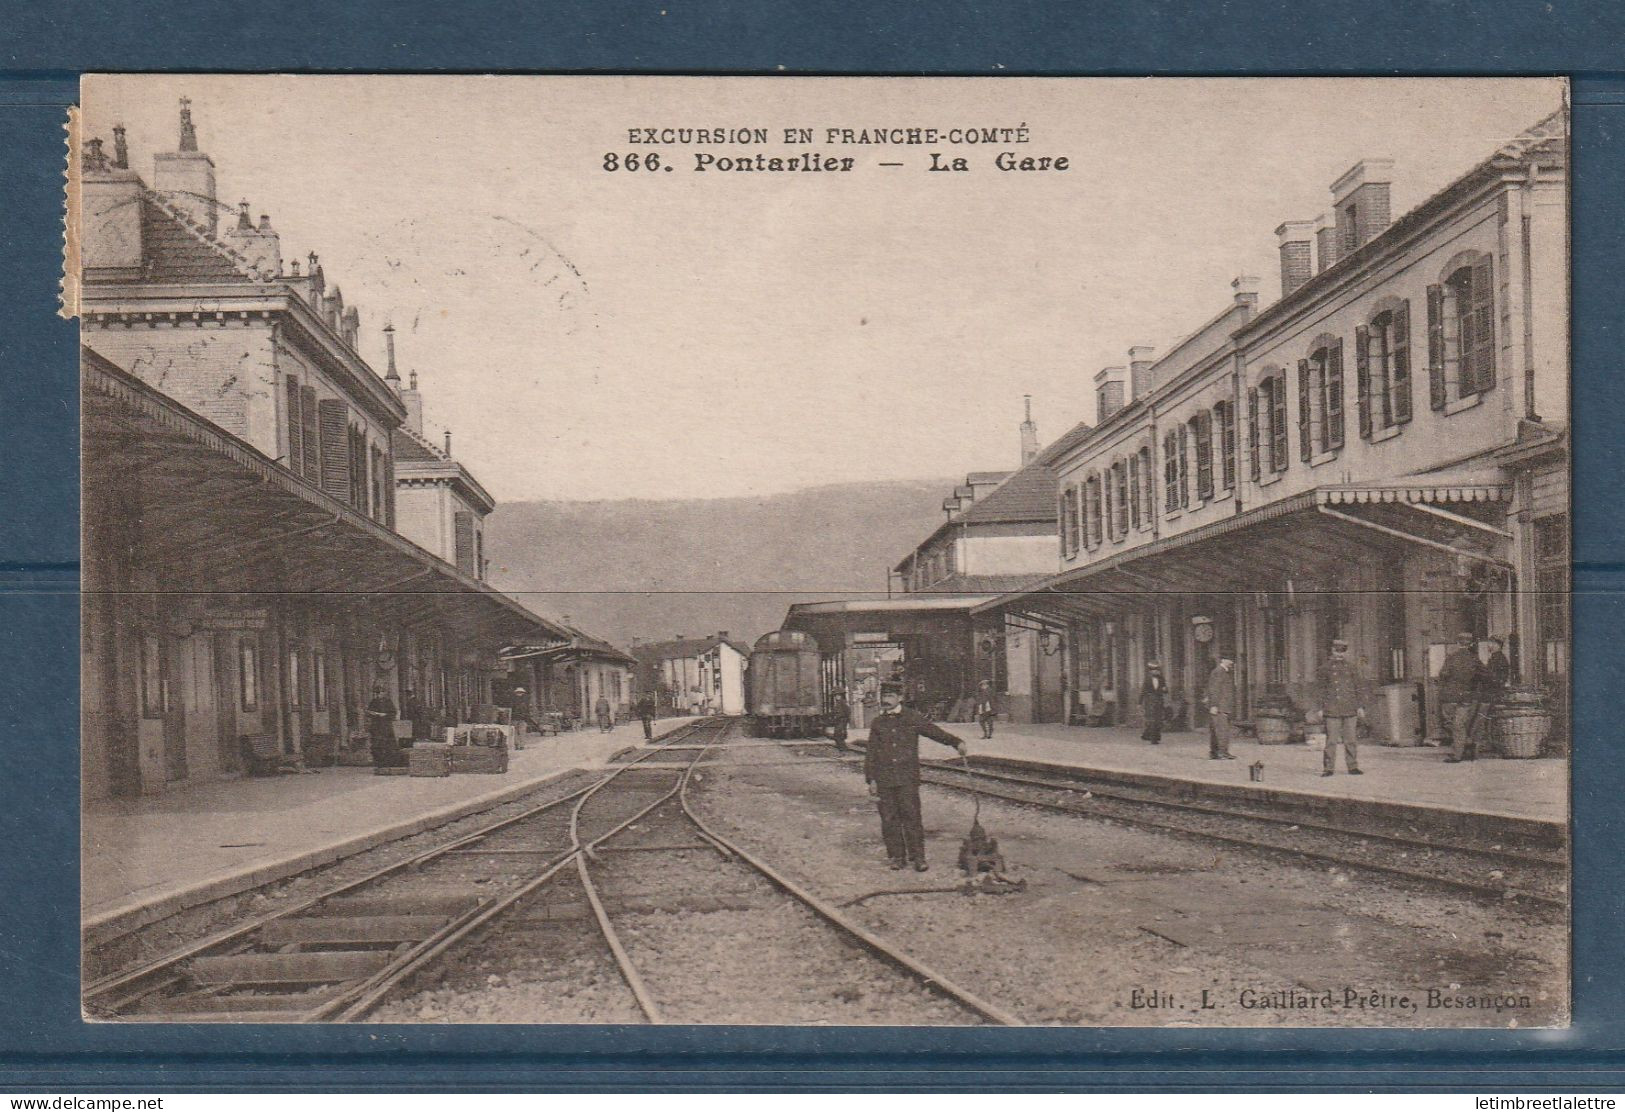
[484,478,955,649]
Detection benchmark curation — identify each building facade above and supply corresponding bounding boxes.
[77,103,611,798]
[631,633,748,715]
[982,107,1569,746]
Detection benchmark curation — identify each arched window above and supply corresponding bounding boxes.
[1298,335,1345,458]
[1253,368,1290,475]
[1428,251,1496,407]
[1356,299,1413,435]
[1213,399,1237,491]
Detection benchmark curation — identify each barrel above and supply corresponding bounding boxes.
[1255,714,1292,745]
[1494,704,1550,759]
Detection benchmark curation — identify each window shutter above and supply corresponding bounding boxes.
[1176,426,1190,508]
[1297,360,1312,461]
[1392,301,1413,424]
[1163,435,1177,511]
[382,448,396,529]
[1469,255,1496,394]
[454,510,476,575]
[1195,413,1213,500]
[1272,372,1289,472]
[300,386,319,480]
[1247,387,1261,481]
[1426,283,1446,409]
[317,399,351,500]
[1141,447,1154,522]
[1326,339,1345,449]
[1058,491,1070,558]
[370,444,384,522]
[286,376,304,476]
[1103,469,1115,542]
[1355,325,1373,439]
[1092,477,1103,545]
[1218,402,1236,490]
[1128,454,1140,529]
[1116,463,1129,535]
[348,426,367,512]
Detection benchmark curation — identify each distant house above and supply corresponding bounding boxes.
[631,633,750,716]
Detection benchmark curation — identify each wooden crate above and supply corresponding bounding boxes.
[408,744,452,777]
[452,746,509,774]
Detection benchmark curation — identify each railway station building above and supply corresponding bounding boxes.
[500,627,636,728]
[629,633,749,716]
[977,106,1570,749]
[77,104,613,798]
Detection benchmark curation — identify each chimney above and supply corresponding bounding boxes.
[1094,367,1127,421]
[1231,275,1261,313]
[153,97,218,236]
[1331,158,1394,257]
[111,124,128,170]
[444,429,453,456]
[1275,221,1315,296]
[1019,395,1039,467]
[383,325,401,386]
[224,198,282,278]
[80,134,145,279]
[717,631,729,641]
[1315,213,1338,274]
[403,370,424,434]
[1127,346,1155,401]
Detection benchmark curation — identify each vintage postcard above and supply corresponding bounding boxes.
[73,75,1569,1026]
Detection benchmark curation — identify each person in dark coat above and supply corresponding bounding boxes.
[974,680,998,740]
[1140,661,1168,744]
[1438,632,1488,763]
[828,690,850,751]
[1205,656,1237,760]
[1483,637,1511,694]
[595,694,613,733]
[399,686,423,745]
[365,683,403,767]
[864,682,967,872]
[635,693,656,740]
[1317,639,1366,776]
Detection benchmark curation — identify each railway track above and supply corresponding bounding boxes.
[87,720,1019,1025]
[812,744,1566,910]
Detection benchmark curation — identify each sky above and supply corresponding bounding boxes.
[82,76,1565,502]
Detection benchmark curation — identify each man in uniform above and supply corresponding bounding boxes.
[1140,661,1168,744]
[635,692,657,740]
[828,689,851,752]
[974,680,998,740]
[1317,638,1366,776]
[864,681,968,872]
[1205,654,1237,760]
[1438,632,1488,763]
[365,682,402,768]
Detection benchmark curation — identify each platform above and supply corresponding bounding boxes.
[854,719,1568,838]
[82,717,681,944]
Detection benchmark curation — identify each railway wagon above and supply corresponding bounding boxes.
[747,630,825,738]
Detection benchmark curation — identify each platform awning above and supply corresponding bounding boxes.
[975,475,1513,620]
[82,350,571,648]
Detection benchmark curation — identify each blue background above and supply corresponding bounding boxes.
[1,0,1622,1090]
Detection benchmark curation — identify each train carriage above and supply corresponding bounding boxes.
[747,630,825,738]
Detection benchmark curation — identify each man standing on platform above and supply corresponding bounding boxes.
[864,681,968,872]
[365,682,402,768]
[1140,661,1168,745]
[635,692,656,740]
[1205,655,1237,760]
[594,693,613,733]
[828,689,851,752]
[1317,639,1366,777]
[1439,632,1488,763]
[975,680,998,740]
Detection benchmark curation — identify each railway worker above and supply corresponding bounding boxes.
[865,681,968,872]
[1438,632,1488,763]
[828,690,851,751]
[1139,662,1167,745]
[365,682,403,768]
[1316,639,1366,777]
[636,692,657,740]
[1204,655,1237,760]
[974,681,998,740]
[594,693,613,733]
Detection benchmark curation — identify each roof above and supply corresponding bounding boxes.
[631,635,744,661]
[955,464,1059,525]
[139,194,260,284]
[908,573,1049,596]
[787,595,999,616]
[1240,105,1567,340]
[965,471,1013,484]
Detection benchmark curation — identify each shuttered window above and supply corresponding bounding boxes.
[1270,372,1289,472]
[1356,324,1374,438]
[1325,338,1345,450]
[286,375,304,477]
[1193,412,1213,501]
[1089,475,1103,547]
[1139,447,1154,524]
[1163,432,1179,512]
[1297,360,1313,462]
[1059,488,1076,558]
[1113,461,1129,536]
[1427,283,1447,409]
[1103,465,1117,542]
[1215,400,1236,491]
[1176,425,1190,509]
[1127,455,1141,530]
[300,386,319,480]
[454,510,476,575]
[1391,300,1413,424]
[317,399,351,500]
[1458,255,1496,396]
[1247,387,1261,481]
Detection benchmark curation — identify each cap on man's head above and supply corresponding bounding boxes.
[880,681,904,695]
[1331,638,1349,651]
[1147,660,1162,670]
[1457,632,1476,645]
